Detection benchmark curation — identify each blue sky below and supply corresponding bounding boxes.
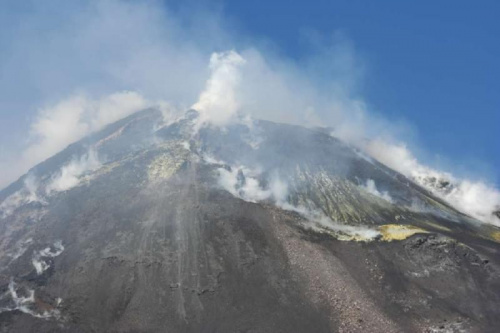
[0,0,498,187]
[217,0,500,182]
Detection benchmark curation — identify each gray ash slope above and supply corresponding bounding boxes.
[1,109,500,332]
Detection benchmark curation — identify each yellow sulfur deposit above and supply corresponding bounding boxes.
[490,231,500,242]
[146,141,190,182]
[148,151,186,181]
[378,224,428,241]
[334,232,375,242]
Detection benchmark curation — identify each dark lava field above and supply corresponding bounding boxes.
[1,109,500,332]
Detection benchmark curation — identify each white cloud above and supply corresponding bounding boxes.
[0,0,497,229]
[364,140,424,179]
[0,174,43,218]
[88,91,150,130]
[1,92,151,189]
[27,91,149,166]
[23,95,90,168]
[268,177,289,204]
[214,161,380,240]
[46,150,101,193]
[364,139,500,226]
[31,240,64,275]
[0,0,216,189]
[0,280,61,319]
[192,50,246,129]
[361,179,393,203]
[445,180,500,225]
[217,166,271,203]
[0,1,363,189]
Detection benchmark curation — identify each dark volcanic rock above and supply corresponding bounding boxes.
[1,109,500,332]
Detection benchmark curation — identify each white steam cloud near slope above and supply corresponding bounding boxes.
[26,92,149,166]
[192,51,246,129]
[45,150,101,193]
[194,48,499,226]
[217,165,288,204]
[364,140,500,225]
[0,0,498,226]
[1,91,152,188]
[361,179,393,203]
[0,174,43,218]
[0,280,62,319]
[214,161,380,240]
[31,240,64,275]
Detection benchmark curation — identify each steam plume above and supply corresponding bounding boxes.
[0,0,498,226]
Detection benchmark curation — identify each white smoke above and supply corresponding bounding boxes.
[194,50,500,226]
[0,2,376,189]
[0,174,43,218]
[364,139,500,226]
[214,160,379,240]
[361,179,393,203]
[25,91,149,168]
[7,238,33,264]
[0,0,498,228]
[444,181,500,225]
[217,166,276,203]
[192,51,246,129]
[0,280,61,319]
[31,240,64,275]
[0,91,152,188]
[46,150,101,193]
[23,95,92,168]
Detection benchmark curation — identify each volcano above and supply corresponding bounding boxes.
[1,109,500,332]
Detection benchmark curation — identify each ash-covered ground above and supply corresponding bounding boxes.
[1,109,500,332]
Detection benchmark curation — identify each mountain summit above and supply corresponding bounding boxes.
[1,109,500,332]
